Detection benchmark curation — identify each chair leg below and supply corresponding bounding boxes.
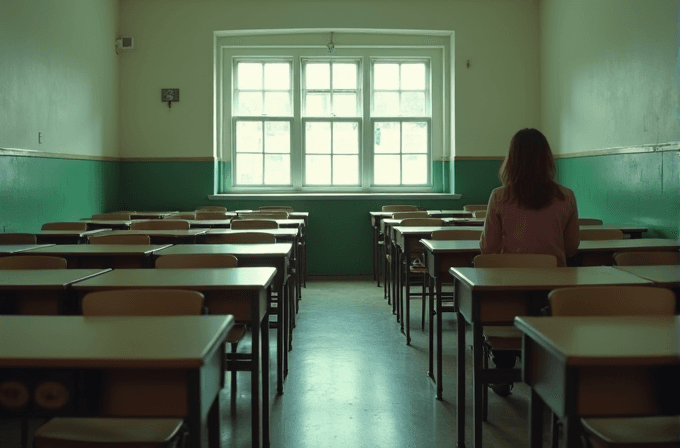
[421,273,427,331]
[482,342,489,422]
[230,342,238,395]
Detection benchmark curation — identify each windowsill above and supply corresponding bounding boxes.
[209,193,461,200]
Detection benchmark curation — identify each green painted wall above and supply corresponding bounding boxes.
[557,152,679,239]
[0,156,120,232]
[453,159,502,205]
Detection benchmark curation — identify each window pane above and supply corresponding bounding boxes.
[374,122,400,154]
[374,92,399,116]
[264,92,291,116]
[237,63,262,90]
[333,155,359,185]
[306,155,331,185]
[306,93,330,116]
[374,155,400,185]
[402,122,427,154]
[333,63,357,89]
[305,122,331,154]
[333,122,359,154]
[237,92,262,116]
[264,63,289,90]
[306,63,330,89]
[236,153,263,185]
[402,154,427,184]
[332,93,357,117]
[264,154,290,185]
[264,122,290,154]
[401,92,425,116]
[236,121,262,153]
[374,63,399,90]
[401,63,426,90]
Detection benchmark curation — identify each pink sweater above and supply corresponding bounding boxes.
[479,185,580,267]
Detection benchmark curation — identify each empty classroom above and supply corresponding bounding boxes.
[1,0,678,447]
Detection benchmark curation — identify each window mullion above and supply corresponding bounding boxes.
[292,55,302,189]
[362,55,372,189]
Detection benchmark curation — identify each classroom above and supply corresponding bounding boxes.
[1,0,679,447]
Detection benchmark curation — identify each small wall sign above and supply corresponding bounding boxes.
[161,89,179,108]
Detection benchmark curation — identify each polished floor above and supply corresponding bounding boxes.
[2,278,553,447]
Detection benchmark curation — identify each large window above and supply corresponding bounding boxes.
[220,32,447,192]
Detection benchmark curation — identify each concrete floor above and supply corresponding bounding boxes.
[2,278,553,447]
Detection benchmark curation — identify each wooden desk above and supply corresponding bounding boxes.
[99,229,207,244]
[34,229,111,245]
[449,266,653,448]
[427,210,473,218]
[186,219,232,229]
[580,224,648,239]
[128,211,178,219]
[0,244,54,255]
[23,244,172,269]
[0,269,110,315]
[155,244,293,393]
[576,238,680,266]
[80,219,132,230]
[451,217,485,226]
[0,315,234,448]
[71,267,275,448]
[515,315,680,448]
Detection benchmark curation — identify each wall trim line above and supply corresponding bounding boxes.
[119,157,215,162]
[209,193,461,201]
[0,147,119,162]
[554,141,680,159]
[453,156,504,161]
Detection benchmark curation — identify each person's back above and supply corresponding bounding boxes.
[480,128,579,267]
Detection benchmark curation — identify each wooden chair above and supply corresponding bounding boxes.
[41,222,88,231]
[203,232,276,244]
[196,205,228,212]
[548,286,677,448]
[614,251,680,266]
[473,210,487,219]
[579,228,624,240]
[463,204,487,212]
[259,206,294,212]
[91,213,132,220]
[0,255,67,270]
[382,205,418,212]
[391,211,428,219]
[155,254,246,396]
[195,212,229,220]
[130,220,189,230]
[578,218,604,225]
[0,233,37,244]
[165,212,197,220]
[89,234,151,245]
[231,219,278,230]
[473,254,558,417]
[33,289,204,448]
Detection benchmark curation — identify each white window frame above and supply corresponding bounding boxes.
[215,29,450,193]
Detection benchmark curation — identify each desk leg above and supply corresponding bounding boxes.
[456,311,465,445]
[528,388,545,448]
[252,298,264,448]
[563,416,581,448]
[373,225,378,284]
[188,342,226,448]
[436,278,444,400]
[404,257,411,345]
[427,275,436,380]
[276,284,285,394]
[471,322,484,448]
[262,307,271,448]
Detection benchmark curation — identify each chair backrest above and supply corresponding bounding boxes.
[259,206,294,212]
[91,213,132,220]
[431,229,483,240]
[195,212,229,220]
[0,255,67,269]
[578,218,604,225]
[155,253,238,269]
[473,210,487,219]
[196,205,228,212]
[391,211,428,219]
[41,222,88,231]
[473,253,558,268]
[166,212,197,220]
[463,204,487,212]
[382,205,418,212]
[549,286,675,316]
[0,233,37,244]
[89,234,151,245]
[82,289,205,316]
[203,232,277,244]
[579,228,624,240]
[399,218,444,227]
[230,219,279,230]
[614,251,680,266]
[130,220,190,230]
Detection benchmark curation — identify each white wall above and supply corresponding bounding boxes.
[0,0,119,157]
[118,0,540,159]
[540,0,680,154]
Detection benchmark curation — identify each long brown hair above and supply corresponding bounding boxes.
[499,128,564,210]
